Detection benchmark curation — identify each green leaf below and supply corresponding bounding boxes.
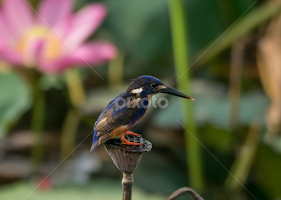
[0,72,32,138]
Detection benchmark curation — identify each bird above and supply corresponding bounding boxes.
[90,75,194,153]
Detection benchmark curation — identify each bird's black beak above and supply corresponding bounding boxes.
[159,85,194,100]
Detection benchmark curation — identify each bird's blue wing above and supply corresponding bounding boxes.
[94,98,141,133]
[90,94,125,153]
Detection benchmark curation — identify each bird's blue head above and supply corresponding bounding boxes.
[126,75,194,100]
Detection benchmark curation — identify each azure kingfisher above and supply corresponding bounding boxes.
[90,75,194,153]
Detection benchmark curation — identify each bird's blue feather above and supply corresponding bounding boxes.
[129,106,147,127]
[90,95,122,153]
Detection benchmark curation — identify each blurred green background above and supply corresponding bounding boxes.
[1,0,281,199]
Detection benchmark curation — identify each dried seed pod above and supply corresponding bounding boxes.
[104,135,152,173]
[104,135,152,200]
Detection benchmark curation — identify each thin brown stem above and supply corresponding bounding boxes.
[166,187,204,200]
[122,173,133,200]
[225,120,261,191]
[60,108,80,160]
[229,36,249,129]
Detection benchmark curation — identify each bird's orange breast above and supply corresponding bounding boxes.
[109,126,128,139]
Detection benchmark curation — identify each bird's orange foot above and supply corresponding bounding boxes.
[121,136,141,146]
[125,131,142,137]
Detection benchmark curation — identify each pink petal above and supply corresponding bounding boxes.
[38,0,72,35]
[63,4,107,53]
[0,40,23,65]
[38,41,117,73]
[72,41,117,65]
[0,11,15,45]
[2,0,33,39]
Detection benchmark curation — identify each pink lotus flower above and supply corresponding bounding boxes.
[0,0,117,73]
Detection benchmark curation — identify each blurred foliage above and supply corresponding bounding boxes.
[0,180,165,200]
[39,74,65,91]
[154,82,268,129]
[255,144,281,199]
[0,71,31,138]
[195,0,281,67]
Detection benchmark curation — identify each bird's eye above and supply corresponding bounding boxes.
[151,83,157,88]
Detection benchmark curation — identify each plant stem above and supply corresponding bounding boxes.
[108,52,124,91]
[60,108,80,160]
[122,173,133,200]
[65,69,85,108]
[61,69,84,160]
[166,187,203,200]
[229,36,249,129]
[225,120,261,191]
[31,76,45,175]
[168,0,204,191]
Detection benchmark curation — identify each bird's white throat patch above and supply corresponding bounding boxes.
[131,87,143,95]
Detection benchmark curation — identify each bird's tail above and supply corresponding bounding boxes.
[90,130,99,153]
